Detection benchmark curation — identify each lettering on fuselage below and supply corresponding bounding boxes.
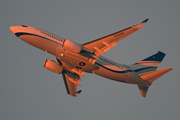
[114,32,124,37]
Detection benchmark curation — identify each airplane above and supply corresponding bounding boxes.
[10,19,172,97]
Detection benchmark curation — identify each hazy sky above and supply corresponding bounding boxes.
[1,0,180,120]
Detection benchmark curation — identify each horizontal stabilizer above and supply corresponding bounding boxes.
[138,85,149,97]
[139,67,172,83]
[138,67,172,97]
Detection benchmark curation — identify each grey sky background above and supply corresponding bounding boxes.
[1,0,180,120]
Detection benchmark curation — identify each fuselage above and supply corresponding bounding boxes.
[10,25,150,86]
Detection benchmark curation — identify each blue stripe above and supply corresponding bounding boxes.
[95,62,155,73]
[95,62,129,73]
[15,32,37,37]
[134,67,155,72]
[15,32,62,45]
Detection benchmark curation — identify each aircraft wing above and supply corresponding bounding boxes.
[82,19,149,56]
[62,71,82,97]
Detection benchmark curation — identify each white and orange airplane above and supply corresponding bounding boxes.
[10,19,172,97]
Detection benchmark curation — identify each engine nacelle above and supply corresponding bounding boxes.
[63,39,82,53]
[43,59,63,74]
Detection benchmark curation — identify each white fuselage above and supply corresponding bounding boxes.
[10,25,150,86]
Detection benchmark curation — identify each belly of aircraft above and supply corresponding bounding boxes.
[94,66,150,86]
[58,51,100,73]
[94,66,128,82]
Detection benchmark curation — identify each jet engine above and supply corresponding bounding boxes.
[43,59,63,74]
[63,39,82,53]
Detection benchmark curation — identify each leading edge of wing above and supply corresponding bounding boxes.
[82,26,132,45]
[82,18,149,46]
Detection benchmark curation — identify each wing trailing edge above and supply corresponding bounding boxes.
[62,71,82,97]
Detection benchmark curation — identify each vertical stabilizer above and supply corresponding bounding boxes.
[134,51,172,97]
[131,51,166,74]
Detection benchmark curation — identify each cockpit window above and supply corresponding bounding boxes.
[22,25,28,27]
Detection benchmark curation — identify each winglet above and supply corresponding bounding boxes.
[136,18,149,29]
[141,18,149,23]
[76,90,82,97]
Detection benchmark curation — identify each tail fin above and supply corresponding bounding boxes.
[131,51,172,97]
[131,51,166,74]
[138,67,172,97]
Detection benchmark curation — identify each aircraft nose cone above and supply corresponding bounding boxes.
[10,26,19,34]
